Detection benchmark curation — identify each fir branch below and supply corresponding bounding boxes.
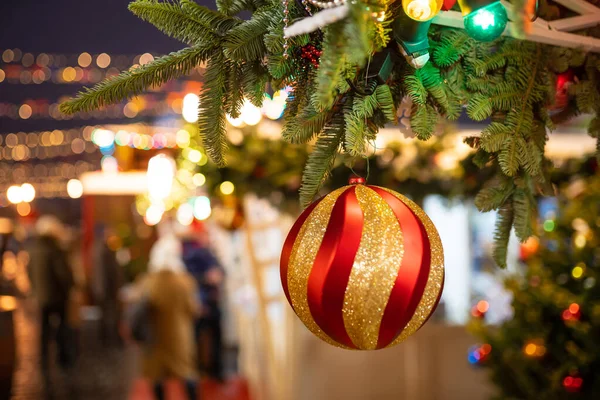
[299,114,344,208]
[128,0,216,45]
[224,61,244,118]
[180,0,241,34]
[223,6,276,62]
[60,45,210,114]
[284,102,333,144]
[314,21,347,111]
[198,49,228,166]
[493,202,514,268]
[375,85,396,122]
[433,29,472,67]
[480,123,511,152]
[474,180,515,212]
[512,188,534,242]
[241,61,269,107]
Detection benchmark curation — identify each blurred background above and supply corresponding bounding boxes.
[1,1,599,400]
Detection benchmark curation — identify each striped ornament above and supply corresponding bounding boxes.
[281,181,444,350]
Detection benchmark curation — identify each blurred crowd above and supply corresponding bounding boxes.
[0,215,226,400]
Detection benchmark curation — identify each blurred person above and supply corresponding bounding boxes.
[91,224,122,346]
[182,222,225,381]
[26,215,75,386]
[136,229,200,400]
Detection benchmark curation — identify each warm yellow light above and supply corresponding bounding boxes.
[123,102,139,118]
[402,0,443,21]
[66,178,83,199]
[78,52,92,67]
[524,343,537,356]
[263,98,285,120]
[0,69,5,83]
[182,93,199,123]
[192,173,206,187]
[176,129,191,148]
[62,67,77,82]
[193,196,212,220]
[2,49,14,63]
[19,104,32,119]
[96,53,111,68]
[572,264,585,279]
[574,234,587,249]
[50,130,64,145]
[220,181,235,195]
[177,203,194,226]
[144,204,164,226]
[16,202,31,216]
[139,53,154,65]
[7,186,23,204]
[187,149,202,163]
[240,100,262,126]
[147,154,175,202]
[20,183,35,203]
[226,114,244,127]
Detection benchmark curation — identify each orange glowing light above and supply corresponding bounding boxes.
[569,303,580,314]
[480,344,492,355]
[476,300,490,313]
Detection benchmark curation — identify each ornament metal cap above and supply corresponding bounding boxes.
[348,176,366,185]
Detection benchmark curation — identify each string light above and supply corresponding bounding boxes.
[192,173,206,187]
[562,303,581,322]
[176,203,194,226]
[182,93,199,123]
[6,186,23,204]
[144,204,164,226]
[467,343,491,365]
[572,263,585,279]
[20,183,35,202]
[193,196,212,220]
[16,202,31,216]
[403,0,443,21]
[543,219,555,232]
[523,339,546,358]
[96,53,111,68]
[67,179,84,199]
[471,300,489,318]
[461,1,508,42]
[220,181,235,195]
[147,154,175,202]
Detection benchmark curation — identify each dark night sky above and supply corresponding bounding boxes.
[0,0,183,54]
[0,0,215,133]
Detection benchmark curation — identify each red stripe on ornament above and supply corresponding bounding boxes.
[280,198,323,305]
[307,186,363,349]
[370,187,431,349]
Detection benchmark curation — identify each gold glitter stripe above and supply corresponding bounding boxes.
[342,185,404,350]
[287,186,350,349]
[380,188,445,348]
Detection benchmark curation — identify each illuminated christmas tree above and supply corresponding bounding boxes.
[471,171,600,398]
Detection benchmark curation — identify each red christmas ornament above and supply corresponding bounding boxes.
[280,180,445,350]
[551,69,575,111]
[442,0,457,11]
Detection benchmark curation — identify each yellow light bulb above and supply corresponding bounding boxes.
[403,0,443,21]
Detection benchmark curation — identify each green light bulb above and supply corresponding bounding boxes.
[463,1,507,42]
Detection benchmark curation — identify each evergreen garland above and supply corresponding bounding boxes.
[60,0,600,266]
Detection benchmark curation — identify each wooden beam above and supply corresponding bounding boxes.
[553,0,600,15]
[432,11,600,53]
[549,14,600,32]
